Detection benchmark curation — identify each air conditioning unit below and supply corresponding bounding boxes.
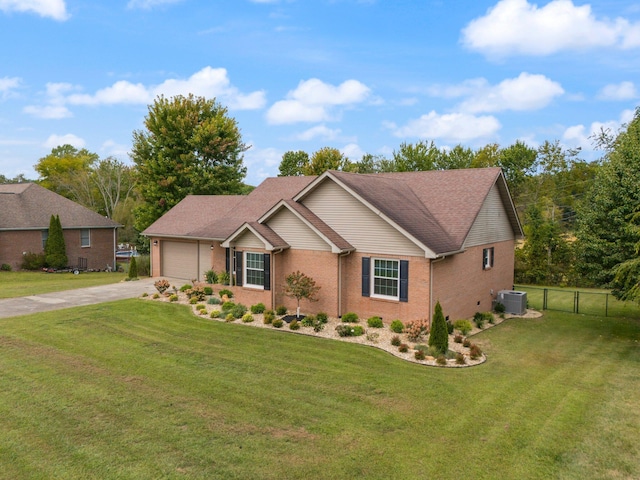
[496,290,527,315]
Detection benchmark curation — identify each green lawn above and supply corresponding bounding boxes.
[0,300,639,479]
[0,271,127,298]
[515,284,640,318]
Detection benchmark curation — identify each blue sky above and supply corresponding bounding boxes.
[1,0,639,186]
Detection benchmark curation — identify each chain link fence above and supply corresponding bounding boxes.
[514,285,640,318]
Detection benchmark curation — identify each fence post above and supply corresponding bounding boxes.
[575,291,580,314]
[543,289,548,310]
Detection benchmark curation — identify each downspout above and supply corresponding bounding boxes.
[337,250,352,318]
[271,248,284,310]
[113,227,117,273]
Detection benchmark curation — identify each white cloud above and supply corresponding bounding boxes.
[43,133,85,149]
[127,0,184,9]
[101,140,131,158]
[597,81,638,100]
[562,109,635,150]
[341,143,364,160]
[0,76,21,99]
[243,145,282,184]
[458,73,564,113]
[24,67,266,118]
[462,0,640,57]
[387,111,501,142]
[23,104,72,119]
[0,0,69,21]
[266,78,371,124]
[295,125,342,141]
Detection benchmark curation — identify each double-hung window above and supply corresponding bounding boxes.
[362,257,408,302]
[41,230,48,250]
[80,229,90,247]
[244,252,265,289]
[483,247,494,270]
[373,259,399,299]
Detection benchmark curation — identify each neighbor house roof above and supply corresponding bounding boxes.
[0,183,120,231]
[143,176,316,240]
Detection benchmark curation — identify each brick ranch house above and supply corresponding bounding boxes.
[0,183,120,271]
[144,167,523,323]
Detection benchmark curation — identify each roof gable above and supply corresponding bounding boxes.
[0,183,120,230]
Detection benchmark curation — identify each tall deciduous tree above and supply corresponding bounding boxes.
[390,140,441,172]
[35,145,98,200]
[303,147,349,175]
[575,108,640,287]
[131,94,248,232]
[278,150,309,176]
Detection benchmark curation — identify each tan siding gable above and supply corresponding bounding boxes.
[464,184,515,248]
[235,230,264,249]
[302,179,425,256]
[266,208,331,251]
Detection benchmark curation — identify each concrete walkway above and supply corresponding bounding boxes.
[0,277,171,319]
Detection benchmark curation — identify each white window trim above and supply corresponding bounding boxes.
[483,247,494,270]
[81,228,91,248]
[371,258,400,301]
[244,251,265,290]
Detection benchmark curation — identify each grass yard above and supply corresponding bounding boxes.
[0,300,639,479]
[0,271,127,299]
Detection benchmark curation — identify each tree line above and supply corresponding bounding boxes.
[1,94,639,302]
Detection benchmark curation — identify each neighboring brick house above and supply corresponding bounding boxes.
[143,168,523,323]
[0,183,120,271]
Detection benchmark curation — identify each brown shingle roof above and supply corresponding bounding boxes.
[143,176,316,240]
[0,183,120,230]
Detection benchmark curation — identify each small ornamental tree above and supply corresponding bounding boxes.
[44,214,68,269]
[283,271,320,319]
[428,301,449,355]
[128,255,138,280]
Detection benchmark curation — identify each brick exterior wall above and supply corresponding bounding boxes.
[0,228,116,271]
[149,237,162,277]
[432,240,515,321]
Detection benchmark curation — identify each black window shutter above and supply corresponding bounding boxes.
[399,260,409,302]
[225,248,230,273]
[235,250,243,286]
[263,253,271,291]
[362,257,370,297]
[491,247,495,267]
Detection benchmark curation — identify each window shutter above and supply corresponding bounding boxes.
[263,253,271,291]
[399,260,409,302]
[362,257,370,297]
[235,250,243,286]
[225,248,230,273]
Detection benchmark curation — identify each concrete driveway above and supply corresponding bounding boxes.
[0,277,173,319]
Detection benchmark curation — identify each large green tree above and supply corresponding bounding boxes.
[575,108,640,287]
[35,145,98,200]
[303,147,349,175]
[278,150,309,176]
[131,94,248,232]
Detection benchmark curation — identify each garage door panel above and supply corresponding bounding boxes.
[161,241,198,280]
[199,243,212,282]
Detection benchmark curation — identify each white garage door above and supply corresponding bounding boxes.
[198,243,213,281]
[161,241,198,280]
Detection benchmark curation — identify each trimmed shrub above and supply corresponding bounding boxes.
[221,301,236,312]
[21,252,46,270]
[195,304,206,311]
[272,318,284,328]
[398,343,409,353]
[231,303,248,319]
[469,343,483,360]
[404,319,429,342]
[341,312,359,323]
[391,335,402,346]
[203,286,213,296]
[276,305,287,316]
[152,293,159,299]
[242,313,254,323]
[189,297,199,305]
[1,263,11,271]
[390,319,404,333]
[454,334,463,343]
[335,324,364,337]
[204,269,217,284]
[436,355,447,366]
[414,349,426,360]
[473,312,486,329]
[169,294,178,302]
[218,288,233,299]
[263,311,274,324]
[463,338,471,348]
[456,353,466,365]
[301,315,315,327]
[218,271,230,285]
[210,310,221,318]
[128,256,138,280]
[225,313,235,322]
[494,302,505,314]
[367,316,383,328]
[316,312,328,323]
[289,319,300,330]
[180,284,192,292]
[313,320,325,333]
[250,303,266,314]
[428,301,448,355]
[453,319,473,336]
[207,296,221,305]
